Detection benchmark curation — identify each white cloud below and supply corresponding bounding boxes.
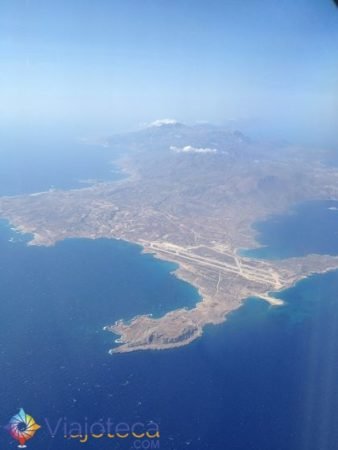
[170,145,218,154]
[148,118,180,127]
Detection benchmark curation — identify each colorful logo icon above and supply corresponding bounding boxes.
[6,408,41,448]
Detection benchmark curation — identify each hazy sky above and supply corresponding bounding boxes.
[0,0,337,142]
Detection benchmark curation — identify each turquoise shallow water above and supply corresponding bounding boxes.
[1,200,338,450]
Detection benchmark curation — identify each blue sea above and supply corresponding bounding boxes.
[243,200,338,259]
[0,134,122,196]
[1,165,338,449]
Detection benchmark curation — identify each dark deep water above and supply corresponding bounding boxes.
[1,200,338,450]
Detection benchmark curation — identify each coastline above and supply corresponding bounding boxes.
[1,148,338,354]
[4,218,338,354]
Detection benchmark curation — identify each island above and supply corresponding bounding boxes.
[1,122,338,353]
